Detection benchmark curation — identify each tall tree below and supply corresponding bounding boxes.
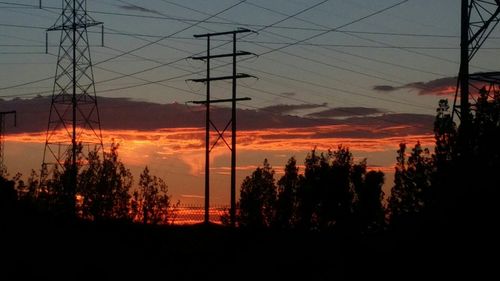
[321,146,355,230]
[274,157,300,229]
[387,142,433,228]
[44,144,83,218]
[295,146,363,231]
[238,159,277,228]
[434,99,457,165]
[464,86,500,226]
[0,175,17,218]
[353,169,385,233]
[16,170,39,203]
[429,89,500,234]
[133,166,170,225]
[295,149,321,230]
[78,144,133,221]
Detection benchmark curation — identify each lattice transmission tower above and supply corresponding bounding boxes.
[0,111,16,176]
[455,0,500,136]
[42,0,103,178]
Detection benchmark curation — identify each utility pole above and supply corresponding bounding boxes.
[0,111,16,176]
[43,0,104,212]
[455,0,500,141]
[188,28,254,226]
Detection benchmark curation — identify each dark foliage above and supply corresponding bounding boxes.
[78,144,133,221]
[238,159,277,228]
[237,146,386,233]
[131,166,170,225]
[387,142,433,228]
[274,157,300,229]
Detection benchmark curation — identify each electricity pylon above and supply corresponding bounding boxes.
[42,0,103,199]
[455,0,500,136]
[0,111,16,176]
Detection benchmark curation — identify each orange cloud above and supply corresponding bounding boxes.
[6,126,435,163]
[4,126,435,206]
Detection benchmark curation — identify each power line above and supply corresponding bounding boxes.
[3,0,421,112]
[91,26,465,50]
[243,1,493,74]
[2,23,494,50]
[0,52,46,54]
[246,55,435,110]
[254,0,409,56]
[84,0,331,90]
[4,1,494,40]
[0,76,53,91]
[96,34,435,113]
[241,64,433,111]
[0,0,454,119]
[154,0,428,106]
[94,0,249,66]
[245,1,451,77]
[237,81,436,132]
[0,0,248,92]
[19,0,328,97]
[0,23,46,29]
[198,0,415,97]
[91,41,435,120]
[134,0,443,112]
[157,0,446,81]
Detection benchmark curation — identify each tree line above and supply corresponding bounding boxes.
[0,143,174,225]
[233,92,500,234]
[231,147,385,233]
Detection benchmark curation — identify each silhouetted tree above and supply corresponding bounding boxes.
[78,144,132,221]
[471,86,500,181]
[461,86,500,226]
[295,149,320,230]
[15,170,39,203]
[434,99,457,165]
[353,169,385,234]
[44,144,83,218]
[132,166,170,225]
[238,159,277,228]
[320,146,355,230]
[294,146,371,232]
[0,175,17,217]
[387,142,433,228]
[274,157,300,229]
[11,170,40,216]
[427,99,458,225]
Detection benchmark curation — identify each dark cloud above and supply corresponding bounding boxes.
[307,107,385,118]
[260,103,326,115]
[118,4,161,15]
[404,77,457,96]
[0,96,331,133]
[373,85,400,92]
[343,113,435,135]
[0,96,434,137]
[374,76,458,96]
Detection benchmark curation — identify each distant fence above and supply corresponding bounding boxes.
[169,204,230,225]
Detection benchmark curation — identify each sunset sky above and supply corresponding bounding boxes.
[1,0,499,205]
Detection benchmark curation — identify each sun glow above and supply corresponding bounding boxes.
[5,126,434,204]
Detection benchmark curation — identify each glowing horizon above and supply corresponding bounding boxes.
[4,126,435,205]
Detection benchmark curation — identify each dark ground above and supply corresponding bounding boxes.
[1,215,496,281]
